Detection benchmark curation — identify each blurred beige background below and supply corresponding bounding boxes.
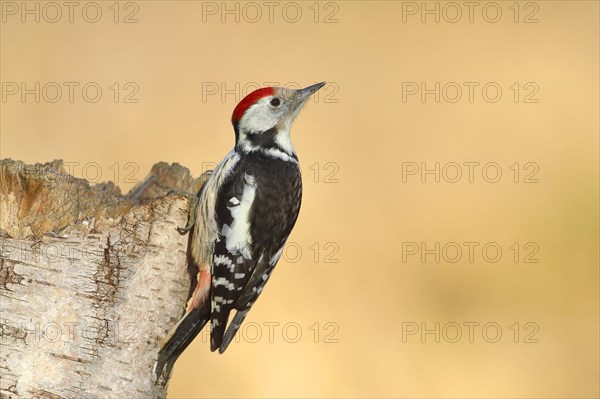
[1,1,598,397]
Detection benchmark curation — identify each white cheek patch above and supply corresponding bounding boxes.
[239,97,278,134]
[236,95,299,160]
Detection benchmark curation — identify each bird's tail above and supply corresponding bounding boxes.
[218,308,250,354]
[155,306,210,383]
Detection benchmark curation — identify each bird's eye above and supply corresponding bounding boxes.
[270,98,281,107]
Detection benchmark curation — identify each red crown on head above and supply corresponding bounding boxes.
[231,87,275,124]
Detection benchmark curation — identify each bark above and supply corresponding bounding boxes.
[0,159,206,399]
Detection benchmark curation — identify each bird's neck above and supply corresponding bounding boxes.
[235,125,298,163]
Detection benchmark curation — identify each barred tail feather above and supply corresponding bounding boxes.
[155,307,210,382]
[219,309,250,354]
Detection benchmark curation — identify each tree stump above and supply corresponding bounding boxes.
[0,159,205,399]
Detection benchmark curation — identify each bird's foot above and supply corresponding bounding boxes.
[167,190,200,235]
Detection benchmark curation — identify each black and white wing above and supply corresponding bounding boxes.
[209,154,301,353]
[209,165,259,351]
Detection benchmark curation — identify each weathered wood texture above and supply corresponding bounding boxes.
[0,159,204,399]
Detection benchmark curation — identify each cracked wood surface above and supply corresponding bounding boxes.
[0,159,205,399]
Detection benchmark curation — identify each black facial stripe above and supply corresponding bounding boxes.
[247,127,283,152]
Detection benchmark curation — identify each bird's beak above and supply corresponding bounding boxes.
[296,82,326,104]
[285,82,326,124]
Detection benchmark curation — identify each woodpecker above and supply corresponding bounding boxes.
[155,82,326,380]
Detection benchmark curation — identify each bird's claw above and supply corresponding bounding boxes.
[171,193,199,235]
[177,222,194,235]
[168,172,212,235]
